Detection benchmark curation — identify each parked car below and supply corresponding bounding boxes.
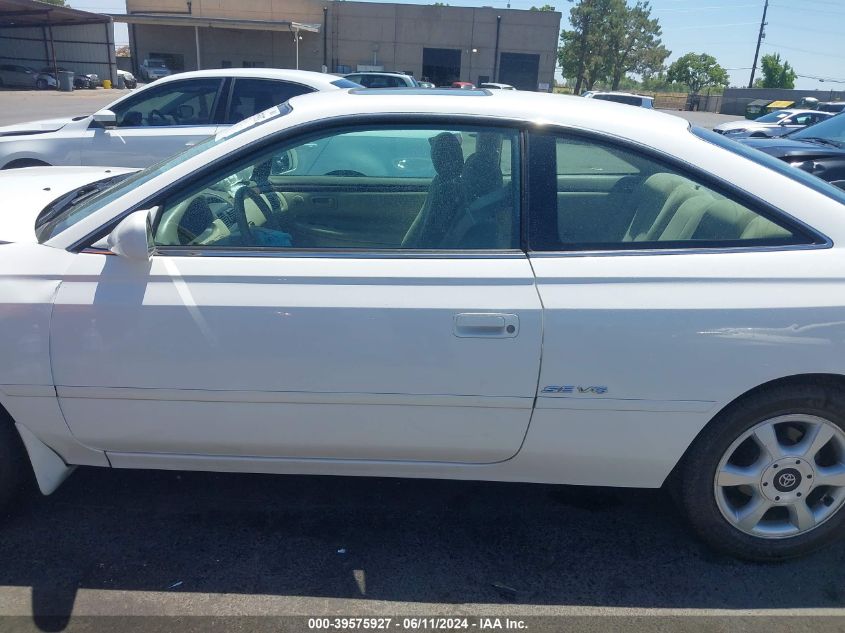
[37,67,98,90]
[714,109,833,138]
[139,58,171,82]
[418,81,435,89]
[739,111,845,188]
[451,81,476,89]
[0,64,39,89]
[343,72,418,88]
[0,69,354,169]
[480,82,516,90]
[819,102,845,114]
[584,91,654,108]
[2,89,845,561]
[117,69,138,89]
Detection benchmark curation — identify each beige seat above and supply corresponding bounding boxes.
[623,173,707,242]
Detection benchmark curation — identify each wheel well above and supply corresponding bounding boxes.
[2,158,51,170]
[665,373,845,487]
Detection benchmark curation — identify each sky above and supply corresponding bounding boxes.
[70,0,845,90]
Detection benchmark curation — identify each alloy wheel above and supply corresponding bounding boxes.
[714,414,845,538]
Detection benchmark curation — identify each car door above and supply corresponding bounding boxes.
[51,122,543,464]
[525,130,823,486]
[79,77,224,168]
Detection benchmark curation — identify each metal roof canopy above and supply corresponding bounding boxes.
[111,13,320,33]
[0,0,110,27]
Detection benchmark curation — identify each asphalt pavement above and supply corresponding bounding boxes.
[0,89,840,632]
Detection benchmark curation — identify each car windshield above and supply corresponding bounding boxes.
[37,103,293,243]
[790,112,845,146]
[755,111,791,123]
[694,126,845,207]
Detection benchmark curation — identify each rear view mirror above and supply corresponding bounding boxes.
[107,208,155,261]
[93,109,117,128]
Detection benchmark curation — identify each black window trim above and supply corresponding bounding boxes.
[526,125,830,256]
[73,113,530,257]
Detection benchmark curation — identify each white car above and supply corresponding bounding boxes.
[480,83,516,90]
[0,69,356,170]
[2,90,845,561]
[584,91,654,108]
[715,109,833,138]
[138,58,171,82]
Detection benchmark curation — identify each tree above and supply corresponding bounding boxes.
[530,4,556,10]
[666,52,729,94]
[758,53,797,89]
[558,0,668,94]
[603,1,669,90]
[558,0,616,94]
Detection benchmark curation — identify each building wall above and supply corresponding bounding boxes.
[0,22,117,83]
[126,0,560,90]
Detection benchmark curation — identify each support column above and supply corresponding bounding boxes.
[195,25,201,70]
[295,28,300,69]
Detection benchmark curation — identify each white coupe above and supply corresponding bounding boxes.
[0,68,356,170]
[2,89,845,561]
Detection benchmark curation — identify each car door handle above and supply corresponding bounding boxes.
[453,313,519,338]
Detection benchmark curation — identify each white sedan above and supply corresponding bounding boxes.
[2,90,845,561]
[714,109,833,138]
[0,68,356,170]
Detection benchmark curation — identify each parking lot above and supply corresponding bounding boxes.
[0,89,842,632]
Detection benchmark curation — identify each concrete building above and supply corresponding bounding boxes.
[117,0,560,91]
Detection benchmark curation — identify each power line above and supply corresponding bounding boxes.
[764,41,845,60]
[674,21,758,30]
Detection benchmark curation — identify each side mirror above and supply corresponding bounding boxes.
[176,104,195,120]
[107,209,154,261]
[93,109,117,128]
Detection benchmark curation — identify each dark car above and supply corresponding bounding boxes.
[819,102,845,114]
[739,112,845,188]
[39,67,99,89]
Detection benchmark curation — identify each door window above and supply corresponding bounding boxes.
[110,78,222,128]
[226,79,313,124]
[528,132,811,250]
[154,125,520,251]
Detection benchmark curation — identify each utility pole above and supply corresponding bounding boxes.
[748,0,769,88]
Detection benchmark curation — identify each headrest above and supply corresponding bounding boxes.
[429,132,463,179]
[463,152,504,202]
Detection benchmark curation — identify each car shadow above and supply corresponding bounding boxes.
[2,467,844,628]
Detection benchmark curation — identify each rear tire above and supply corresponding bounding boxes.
[678,381,845,561]
[0,419,30,512]
[35,78,48,90]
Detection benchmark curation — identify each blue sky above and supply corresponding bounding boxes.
[70,0,845,90]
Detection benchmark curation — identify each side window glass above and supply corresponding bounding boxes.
[530,133,807,250]
[226,79,313,124]
[154,126,520,251]
[111,78,221,128]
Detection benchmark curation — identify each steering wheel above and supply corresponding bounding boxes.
[233,186,275,245]
[148,109,169,126]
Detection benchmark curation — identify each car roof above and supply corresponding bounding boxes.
[284,88,688,136]
[345,72,410,77]
[148,68,345,90]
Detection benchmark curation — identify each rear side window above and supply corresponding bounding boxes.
[593,94,642,107]
[226,79,312,124]
[529,132,813,251]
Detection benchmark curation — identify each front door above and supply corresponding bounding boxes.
[51,122,543,464]
[80,77,223,167]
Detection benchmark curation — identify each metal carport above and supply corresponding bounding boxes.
[0,0,116,88]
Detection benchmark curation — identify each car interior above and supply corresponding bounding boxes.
[551,137,795,246]
[155,128,519,250]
